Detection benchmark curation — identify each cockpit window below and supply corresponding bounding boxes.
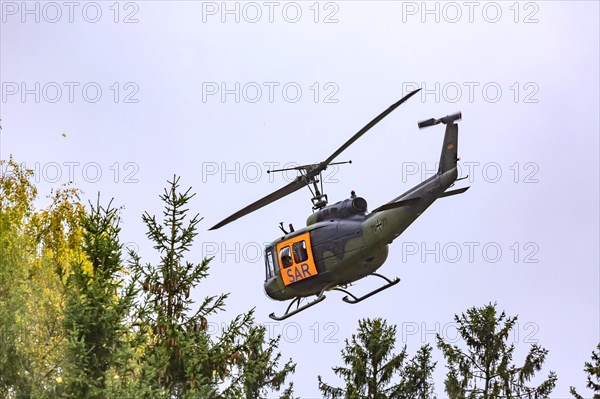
[265,247,277,280]
[292,240,308,263]
[279,246,293,268]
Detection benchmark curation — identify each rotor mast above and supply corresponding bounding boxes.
[267,161,352,210]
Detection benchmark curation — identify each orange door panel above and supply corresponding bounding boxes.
[276,232,318,286]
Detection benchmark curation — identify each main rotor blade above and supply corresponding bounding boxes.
[210,89,420,230]
[209,177,308,230]
[316,88,421,172]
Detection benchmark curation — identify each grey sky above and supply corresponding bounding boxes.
[1,1,599,397]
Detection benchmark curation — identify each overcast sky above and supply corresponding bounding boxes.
[2,1,599,397]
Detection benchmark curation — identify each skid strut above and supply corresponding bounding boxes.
[268,274,400,320]
[334,273,400,304]
[269,282,338,321]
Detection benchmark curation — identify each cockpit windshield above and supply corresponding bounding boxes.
[264,247,277,280]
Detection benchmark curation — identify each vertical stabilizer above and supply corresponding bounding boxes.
[417,112,461,174]
[438,122,458,173]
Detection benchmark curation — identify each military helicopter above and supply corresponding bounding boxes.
[210,88,469,320]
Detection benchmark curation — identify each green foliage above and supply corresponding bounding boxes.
[225,324,296,399]
[0,158,85,398]
[397,344,437,399]
[436,303,557,399]
[58,198,141,399]
[129,175,292,398]
[570,343,600,399]
[1,166,298,398]
[318,317,436,399]
[0,157,38,397]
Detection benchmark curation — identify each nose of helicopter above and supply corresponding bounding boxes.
[263,279,286,301]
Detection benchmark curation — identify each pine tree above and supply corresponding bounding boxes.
[396,344,437,399]
[318,317,436,399]
[570,343,600,399]
[437,302,557,399]
[59,198,140,399]
[223,324,296,399]
[128,176,255,397]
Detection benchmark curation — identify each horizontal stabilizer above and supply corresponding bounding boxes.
[439,186,470,198]
[371,197,420,213]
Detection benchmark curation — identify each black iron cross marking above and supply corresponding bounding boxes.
[371,218,385,233]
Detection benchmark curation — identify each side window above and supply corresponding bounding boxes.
[265,248,276,280]
[292,240,308,263]
[269,251,277,276]
[279,246,293,268]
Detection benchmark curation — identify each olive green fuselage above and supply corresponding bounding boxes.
[264,167,458,301]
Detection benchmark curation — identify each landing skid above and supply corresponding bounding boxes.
[334,273,400,304]
[268,295,325,321]
[268,282,337,321]
[268,274,400,320]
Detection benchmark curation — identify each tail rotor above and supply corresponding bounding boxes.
[418,112,462,129]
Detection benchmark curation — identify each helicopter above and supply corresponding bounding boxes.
[209,88,469,320]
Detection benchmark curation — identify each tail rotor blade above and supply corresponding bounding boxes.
[418,112,462,129]
[417,118,438,129]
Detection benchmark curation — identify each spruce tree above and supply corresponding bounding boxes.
[223,324,296,399]
[128,176,255,397]
[570,343,600,399]
[396,344,437,399]
[437,303,557,399]
[60,198,139,399]
[318,317,436,399]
